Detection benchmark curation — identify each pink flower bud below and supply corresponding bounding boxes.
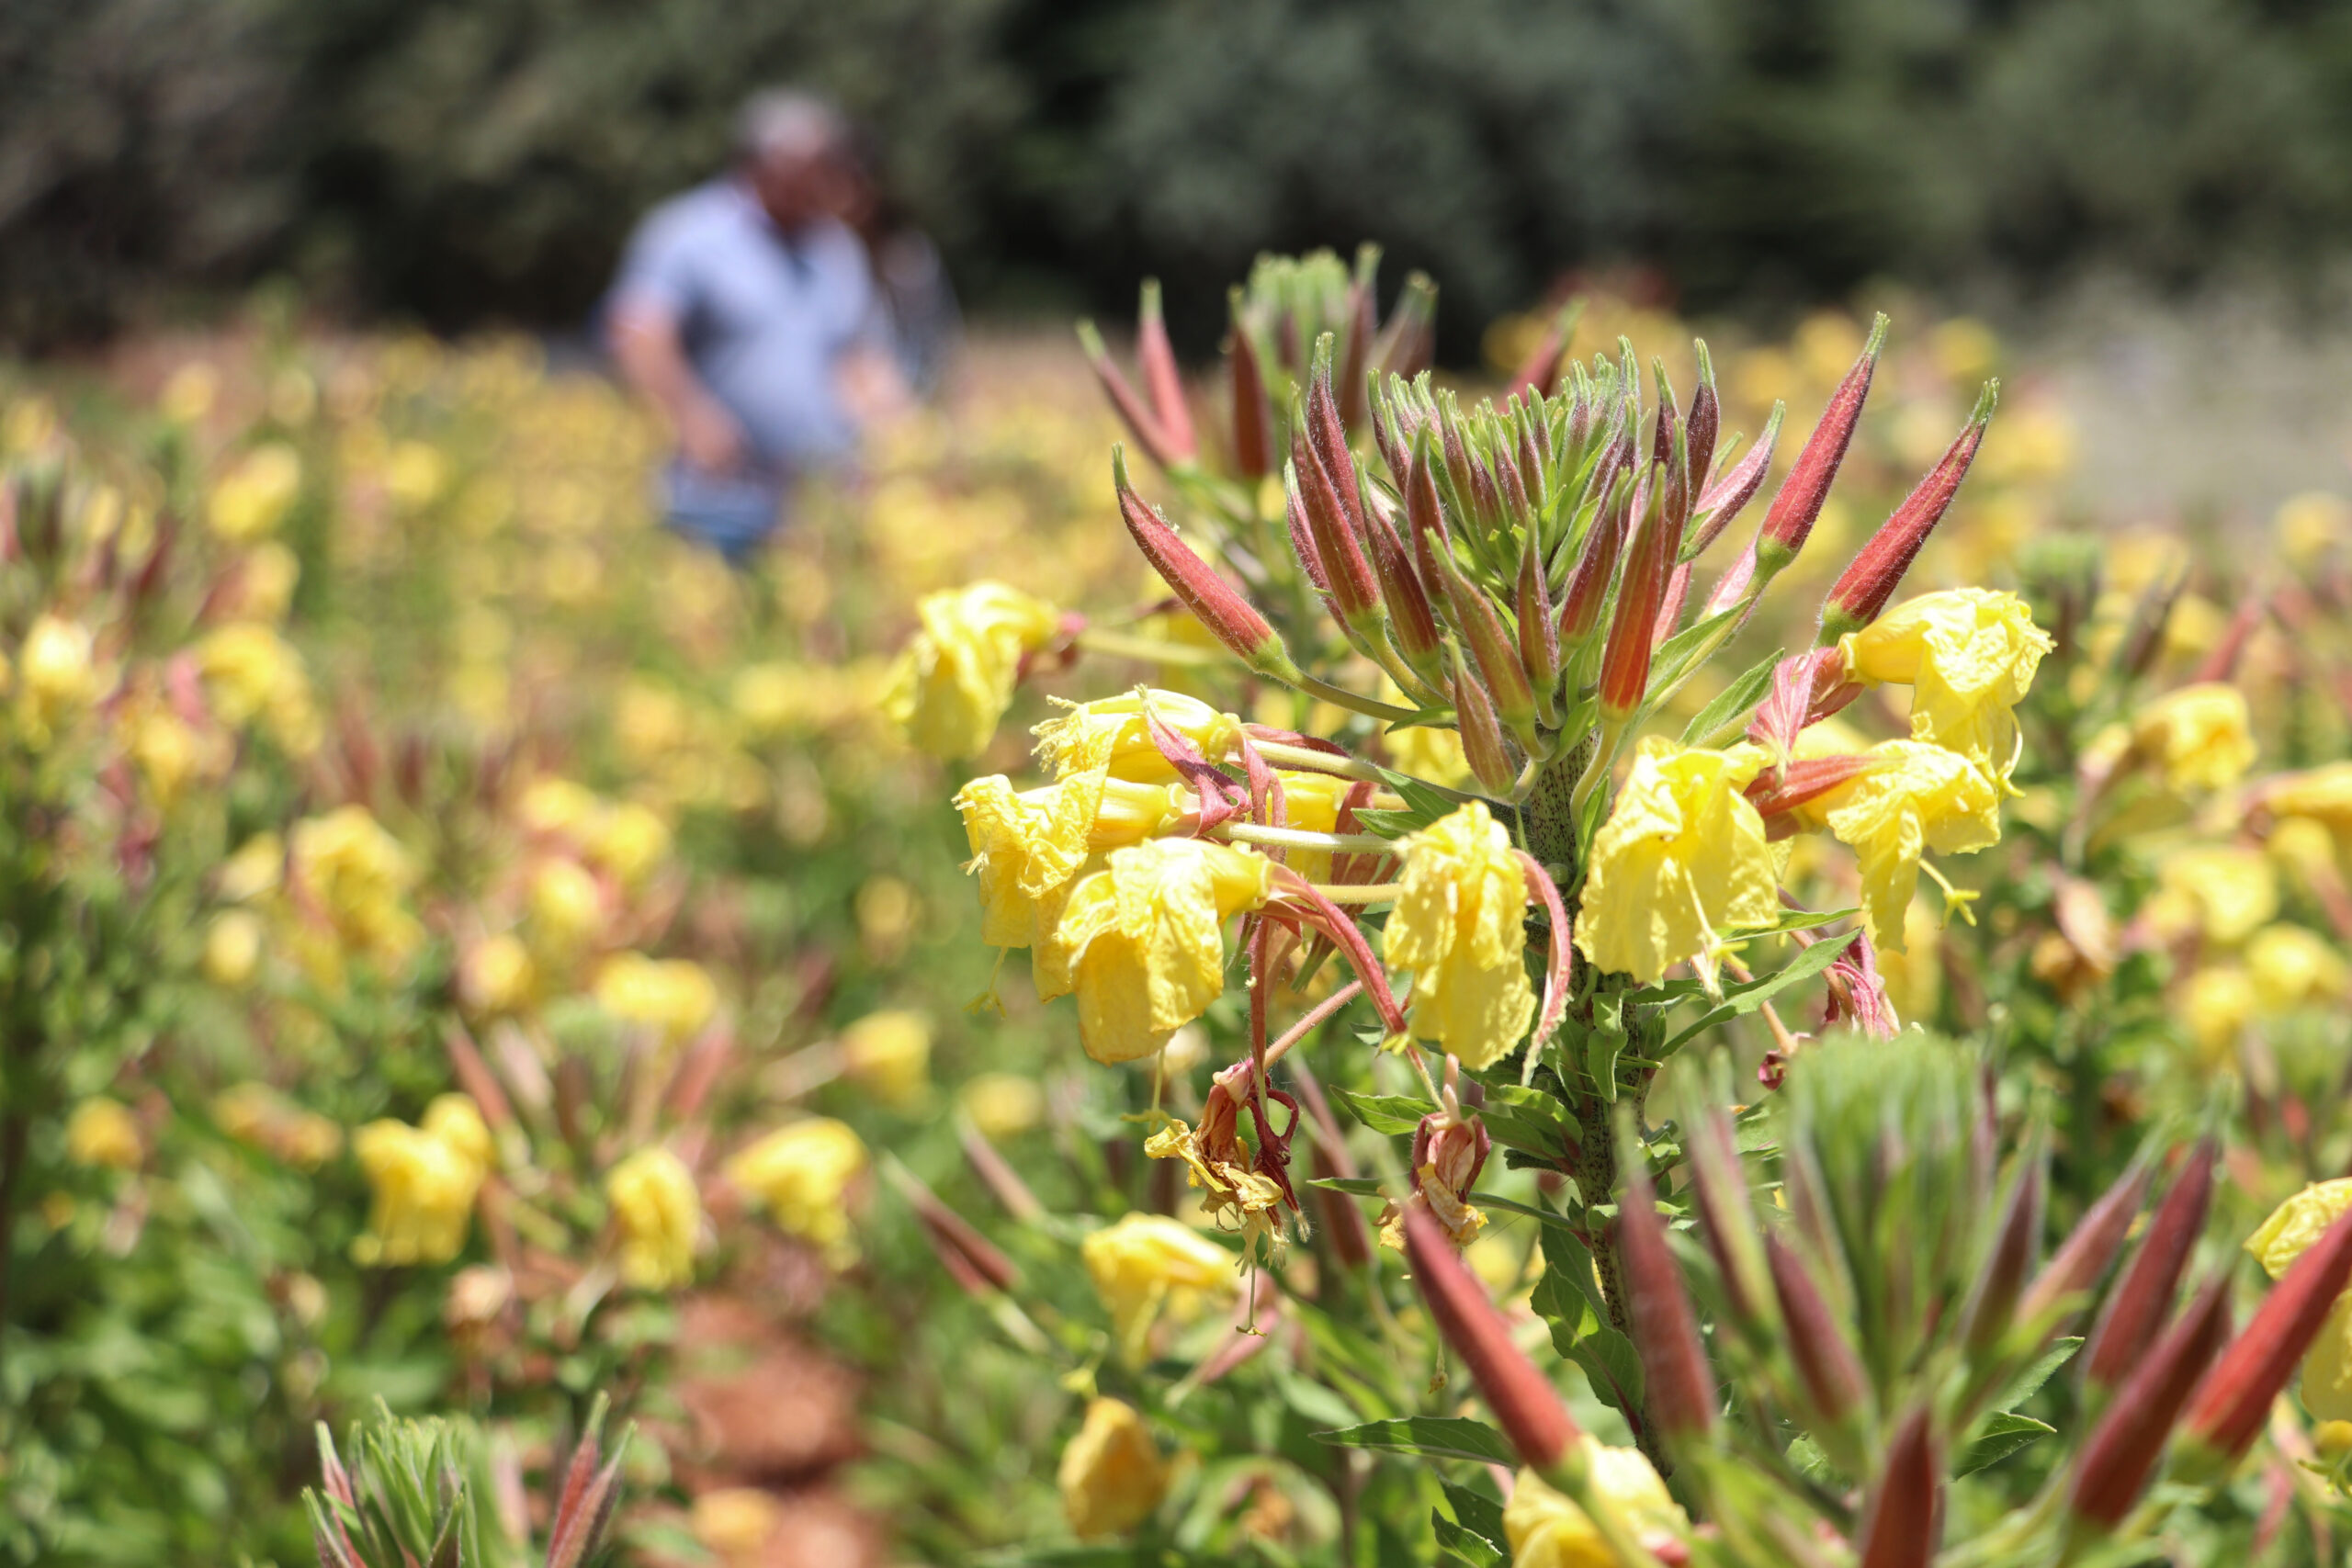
[1818,380,1997,642]
[2183,1202,2352,1459]
[1620,1157,1716,1440]
[1227,289,1274,480]
[1855,1407,1938,1568]
[2085,1140,2217,1391]
[1136,278,1197,463]
[1080,320,1177,469]
[1114,450,1301,683]
[1402,1203,1579,1469]
[1598,467,1675,722]
[2071,1274,2232,1528]
[1755,313,1887,580]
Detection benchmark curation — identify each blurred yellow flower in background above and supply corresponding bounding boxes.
[1081,1212,1233,1366]
[2184,964,2254,1066]
[2246,923,2347,1014]
[197,623,322,754]
[2130,682,2256,794]
[214,1082,343,1168]
[726,1118,867,1265]
[840,1010,932,1109]
[1505,1442,1687,1568]
[593,953,718,1046]
[459,932,536,1015]
[1387,800,1537,1066]
[960,1072,1045,1138]
[606,1146,701,1291]
[353,1095,492,1266]
[65,1098,142,1171]
[204,910,266,988]
[2150,844,2278,946]
[207,444,302,541]
[1057,1398,1168,1540]
[291,805,423,967]
[17,614,103,744]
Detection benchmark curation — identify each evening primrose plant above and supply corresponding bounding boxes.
[883,256,2352,1563]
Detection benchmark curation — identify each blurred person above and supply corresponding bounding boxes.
[606,90,903,563]
[839,130,961,399]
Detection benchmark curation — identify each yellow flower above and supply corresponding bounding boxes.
[460,932,536,1014]
[1819,740,2003,953]
[66,1098,142,1170]
[593,953,718,1046]
[1058,1398,1169,1540]
[2153,844,2278,946]
[606,1147,701,1291]
[1271,769,1356,883]
[2184,964,2254,1065]
[583,801,671,888]
[128,705,217,809]
[197,623,322,754]
[952,772,1128,949]
[1385,802,1537,1067]
[353,1094,492,1266]
[1839,589,2052,784]
[17,614,102,741]
[207,443,302,541]
[726,1119,867,1264]
[1385,717,1473,790]
[1081,1212,1234,1365]
[1577,740,1778,987]
[1032,689,1245,783]
[204,909,266,987]
[527,857,605,952]
[291,805,422,966]
[519,775,605,839]
[840,1010,932,1109]
[226,541,301,624]
[214,1082,343,1168]
[2246,924,2347,1015]
[1040,840,1272,1064]
[960,1072,1046,1138]
[2131,682,2256,794]
[2248,1180,2352,1421]
[883,581,1059,757]
[2277,492,2352,570]
[1504,1443,1688,1568]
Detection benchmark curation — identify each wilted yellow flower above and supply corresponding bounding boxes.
[883,581,1059,757]
[66,1098,142,1170]
[1818,740,2003,953]
[2246,924,2347,1015]
[2153,844,2278,946]
[17,614,102,741]
[291,805,422,967]
[353,1095,492,1266]
[1032,689,1245,783]
[2248,1180,2352,1421]
[207,444,302,541]
[2131,683,2256,794]
[1505,1443,1688,1568]
[725,1118,867,1264]
[197,623,322,754]
[1040,840,1272,1063]
[594,953,718,1045]
[606,1146,700,1291]
[2184,964,2254,1065]
[1839,589,2052,784]
[1577,740,1777,987]
[960,1072,1045,1138]
[1082,1212,1234,1365]
[460,932,536,1014]
[1058,1398,1169,1540]
[840,1010,932,1109]
[1385,802,1536,1067]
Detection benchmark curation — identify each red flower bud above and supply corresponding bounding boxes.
[1136,278,1197,462]
[1767,1234,1869,1426]
[1080,320,1178,470]
[2071,1273,2232,1528]
[2182,1202,2352,1459]
[1403,1203,1579,1469]
[1227,289,1274,480]
[1364,489,1446,679]
[1755,313,1887,580]
[1510,299,1582,398]
[1557,469,1634,648]
[2085,1140,2216,1391]
[1620,1157,1716,1440]
[1518,527,1561,718]
[1290,434,1382,631]
[1598,466,1675,721]
[1448,553,1540,748]
[1684,402,1783,561]
[1686,340,1721,498]
[1819,380,1997,642]
[1963,1154,2044,1352]
[1856,1407,1939,1568]
[1114,450,1300,683]
[2018,1159,2151,1328]
[1451,669,1520,796]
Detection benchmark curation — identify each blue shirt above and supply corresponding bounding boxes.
[607,179,878,470]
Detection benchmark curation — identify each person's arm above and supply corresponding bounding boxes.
[608,300,749,474]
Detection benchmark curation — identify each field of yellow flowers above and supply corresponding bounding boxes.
[8,259,2352,1568]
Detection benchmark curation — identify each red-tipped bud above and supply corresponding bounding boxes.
[1448,558,1540,750]
[1650,560,1692,649]
[2086,1140,2218,1391]
[1402,1203,1579,1469]
[1114,450,1301,683]
[1755,313,1887,580]
[1818,380,1997,642]
[1557,472,1633,647]
[1517,528,1561,717]
[1290,432,1382,630]
[1964,1154,2044,1351]
[1687,340,1721,497]
[1364,489,1446,679]
[1227,290,1274,480]
[1597,468,1675,721]
[1372,272,1438,381]
[1080,320,1178,469]
[1451,670,1519,796]
[2071,1274,2233,1528]
[2019,1159,2151,1327]
[1285,482,1332,596]
[1684,402,1783,561]
[1340,249,1378,429]
[1620,1156,1716,1440]
[1307,337,1372,535]
[1652,360,1689,533]
[1136,278,1197,462]
[1510,299,1582,397]
[1767,1233,1869,1426]
[2183,1203,2352,1459]
[1746,753,1876,830]
[1856,1407,1939,1568]
[1686,1107,1767,1325]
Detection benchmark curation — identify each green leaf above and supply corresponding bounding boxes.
[1679,649,1783,750]
[1641,603,1747,716]
[1988,1337,2083,1415]
[1328,1086,1430,1137]
[1433,1512,1508,1568]
[1439,1482,1510,1552]
[1952,1412,2055,1477]
[1308,1176,1390,1199]
[1466,1190,1581,1233]
[1733,906,1860,939]
[1662,937,1853,1053]
[1313,1416,1517,1467]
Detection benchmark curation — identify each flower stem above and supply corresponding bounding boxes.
[1074,628,1230,666]
[1290,673,1421,723]
[1307,882,1403,905]
[1217,822,1394,855]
